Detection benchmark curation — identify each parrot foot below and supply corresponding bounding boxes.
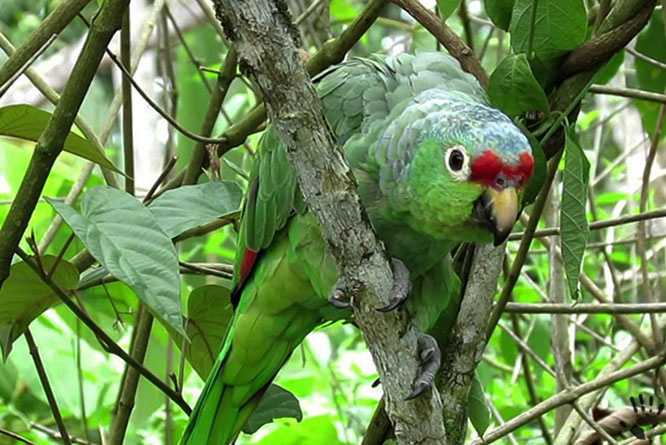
[376,258,412,312]
[328,283,352,309]
[405,333,441,400]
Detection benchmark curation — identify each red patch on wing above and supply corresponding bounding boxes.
[231,248,259,308]
[240,249,259,283]
[470,150,534,188]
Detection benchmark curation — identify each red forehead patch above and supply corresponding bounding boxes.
[470,150,534,188]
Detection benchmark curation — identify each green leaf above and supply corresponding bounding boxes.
[488,54,549,117]
[469,375,490,436]
[635,13,666,93]
[148,181,243,238]
[254,415,343,445]
[484,0,515,30]
[0,256,79,359]
[184,285,233,379]
[519,122,546,205]
[330,0,358,21]
[593,50,624,85]
[46,186,184,335]
[0,104,120,173]
[243,384,303,434]
[634,12,666,138]
[509,0,587,59]
[437,0,460,20]
[560,128,590,299]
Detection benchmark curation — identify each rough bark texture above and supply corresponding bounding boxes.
[210,1,447,444]
[438,244,504,444]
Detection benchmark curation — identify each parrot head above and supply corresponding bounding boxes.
[383,90,534,246]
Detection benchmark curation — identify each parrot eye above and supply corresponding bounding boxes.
[444,146,470,180]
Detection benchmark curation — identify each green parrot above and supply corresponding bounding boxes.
[181,52,534,444]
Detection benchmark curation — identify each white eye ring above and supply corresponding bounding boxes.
[444,145,470,181]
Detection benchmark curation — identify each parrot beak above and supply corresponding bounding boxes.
[475,187,519,246]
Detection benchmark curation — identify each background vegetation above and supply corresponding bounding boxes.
[0,0,665,443]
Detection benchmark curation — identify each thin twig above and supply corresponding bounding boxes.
[143,156,178,204]
[637,101,666,348]
[510,314,554,445]
[572,401,619,444]
[589,85,666,103]
[24,329,71,445]
[0,35,56,98]
[0,427,34,445]
[109,306,154,444]
[15,248,192,414]
[627,46,666,70]
[505,302,666,314]
[76,320,92,444]
[486,151,563,338]
[498,323,557,378]
[390,0,489,87]
[0,0,91,88]
[473,352,666,444]
[164,5,212,93]
[30,423,97,445]
[509,208,666,240]
[121,10,135,195]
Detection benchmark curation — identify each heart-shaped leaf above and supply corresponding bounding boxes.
[47,186,184,335]
[488,54,549,117]
[148,181,243,238]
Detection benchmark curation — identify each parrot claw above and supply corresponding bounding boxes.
[328,286,352,309]
[405,333,441,400]
[376,258,412,312]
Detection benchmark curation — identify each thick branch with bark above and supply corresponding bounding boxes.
[210,1,448,444]
[438,245,504,444]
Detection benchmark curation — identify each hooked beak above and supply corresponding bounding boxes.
[474,187,519,246]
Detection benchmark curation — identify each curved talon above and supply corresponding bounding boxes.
[376,298,404,313]
[405,381,430,400]
[329,292,352,309]
[405,333,441,401]
[376,258,412,312]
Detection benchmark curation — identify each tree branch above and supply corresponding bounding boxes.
[24,328,71,445]
[210,1,448,443]
[0,0,91,89]
[14,249,192,415]
[473,351,666,444]
[390,0,488,88]
[0,0,131,289]
[438,244,504,444]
